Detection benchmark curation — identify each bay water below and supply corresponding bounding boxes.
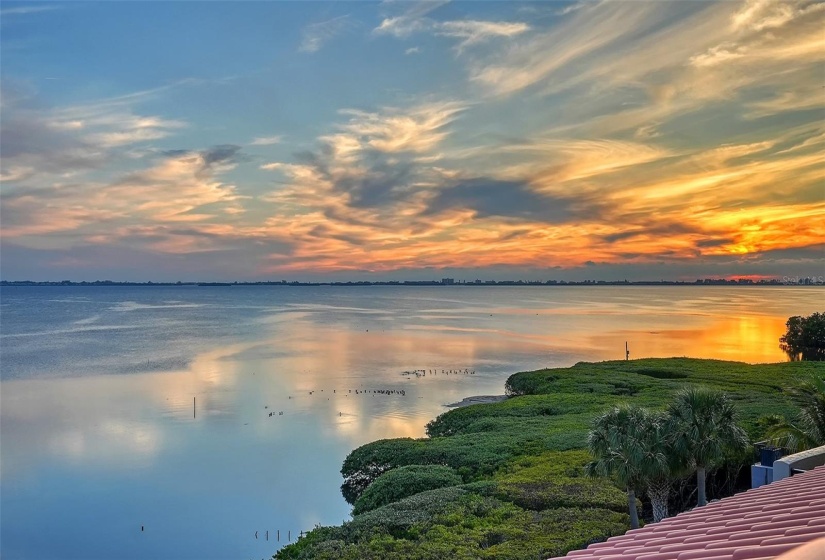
[0,285,819,559]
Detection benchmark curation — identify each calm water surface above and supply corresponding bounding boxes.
[0,285,820,559]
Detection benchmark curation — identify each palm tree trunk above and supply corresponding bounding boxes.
[627,488,640,529]
[697,466,707,507]
[648,480,670,522]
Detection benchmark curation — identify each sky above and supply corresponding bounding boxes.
[1,0,823,282]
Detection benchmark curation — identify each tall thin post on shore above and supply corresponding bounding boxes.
[625,342,630,361]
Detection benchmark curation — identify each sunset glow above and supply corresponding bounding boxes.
[1,1,823,281]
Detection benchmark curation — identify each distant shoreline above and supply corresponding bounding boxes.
[2,280,820,287]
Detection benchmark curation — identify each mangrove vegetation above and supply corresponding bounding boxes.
[274,358,825,560]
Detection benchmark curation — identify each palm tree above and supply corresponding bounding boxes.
[586,405,667,528]
[668,387,748,507]
[767,374,825,452]
[645,413,691,523]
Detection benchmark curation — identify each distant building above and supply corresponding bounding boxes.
[441,278,455,285]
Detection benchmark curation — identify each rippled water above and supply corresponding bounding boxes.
[0,285,819,559]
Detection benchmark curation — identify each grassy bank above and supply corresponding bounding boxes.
[274,358,825,560]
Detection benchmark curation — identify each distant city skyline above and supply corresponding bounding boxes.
[1,1,823,282]
[3,274,823,286]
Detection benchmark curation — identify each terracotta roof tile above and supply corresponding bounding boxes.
[551,464,825,560]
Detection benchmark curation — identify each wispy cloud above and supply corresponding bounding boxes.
[731,0,823,32]
[299,15,355,53]
[555,2,590,17]
[0,87,187,182]
[470,1,661,97]
[249,135,282,146]
[373,1,528,51]
[436,20,529,50]
[335,102,466,154]
[373,0,448,38]
[1,145,245,241]
[0,5,59,17]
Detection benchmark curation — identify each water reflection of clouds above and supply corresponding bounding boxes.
[284,303,393,315]
[0,324,141,339]
[2,301,796,481]
[3,310,784,479]
[324,399,425,440]
[109,301,207,312]
[1,343,251,477]
[1,378,165,476]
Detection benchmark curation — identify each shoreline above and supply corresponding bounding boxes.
[445,394,508,408]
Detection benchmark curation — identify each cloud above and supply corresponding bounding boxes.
[599,223,702,245]
[335,101,466,154]
[86,117,186,148]
[109,147,244,220]
[256,100,621,273]
[3,2,823,280]
[1,232,295,281]
[249,135,282,146]
[299,15,355,53]
[731,0,822,32]
[373,0,448,38]
[0,85,187,182]
[258,100,505,271]
[405,47,421,55]
[555,2,590,17]
[436,20,530,50]
[1,145,246,241]
[745,85,825,118]
[423,177,584,222]
[689,43,748,68]
[373,1,528,51]
[470,0,823,118]
[252,62,825,273]
[695,237,735,248]
[469,2,657,96]
[200,144,241,167]
[0,5,58,17]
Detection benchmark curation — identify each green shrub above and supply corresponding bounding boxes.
[353,465,463,515]
[633,368,688,379]
[276,491,629,560]
[492,450,628,512]
[341,429,552,503]
[340,438,424,504]
[345,486,470,542]
[425,396,583,437]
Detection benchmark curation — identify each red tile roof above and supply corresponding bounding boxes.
[549,465,825,560]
